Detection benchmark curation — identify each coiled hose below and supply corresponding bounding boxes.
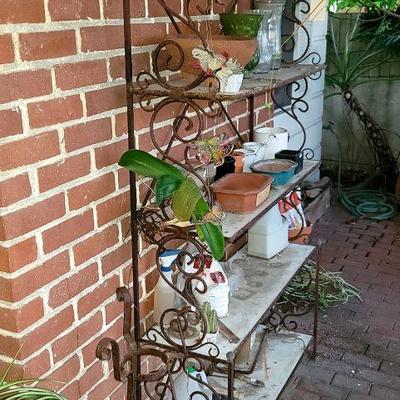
[340,189,396,220]
[323,123,398,220]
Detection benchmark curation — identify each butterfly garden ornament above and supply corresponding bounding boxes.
[192,47,242,88]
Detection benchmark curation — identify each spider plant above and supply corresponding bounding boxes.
[326,13,399,187]
[358,7,400,55]
[0,352,66,400]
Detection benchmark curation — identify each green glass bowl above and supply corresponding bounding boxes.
[220,13,263,39]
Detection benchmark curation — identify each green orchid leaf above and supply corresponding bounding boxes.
[197,222,225,261]
[155,175,182,205]
[193,198,225,260]
[119,150,182,179]
[196,224,206,242]
[172,178,201,221]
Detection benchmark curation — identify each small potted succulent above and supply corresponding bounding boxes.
[201,302,219,342]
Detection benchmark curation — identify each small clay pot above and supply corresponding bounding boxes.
[232,150,244,172]
[289,223,313,244]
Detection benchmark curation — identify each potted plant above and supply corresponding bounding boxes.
[201,302,219,342]
[119,150,225,261]
[192,47,244,92]
[0,354,66,400]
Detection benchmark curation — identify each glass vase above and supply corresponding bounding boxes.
[249,9,273,73]
[254,0,286,70]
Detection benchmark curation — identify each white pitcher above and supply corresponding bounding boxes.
[254,127,288,159]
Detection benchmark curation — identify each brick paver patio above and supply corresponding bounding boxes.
[280,205,400,400]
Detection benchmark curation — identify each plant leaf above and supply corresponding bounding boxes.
[196,222,225,260]
[172,178,201,221]
[155,175,182,205]
[193,198,225,260]
[119,150,182,179]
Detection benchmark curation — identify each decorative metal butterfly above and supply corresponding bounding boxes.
[198,202,225,225]
[192,47,233,86]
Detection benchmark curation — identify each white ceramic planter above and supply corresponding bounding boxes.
[220,73,244,93]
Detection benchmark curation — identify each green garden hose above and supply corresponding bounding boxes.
[323,122,398,220]
[340,189,396,220]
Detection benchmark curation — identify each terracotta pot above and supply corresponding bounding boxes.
[288,223,313,244]
[165,34,257,76]
[232,151,244,172]
[211,172,273,213]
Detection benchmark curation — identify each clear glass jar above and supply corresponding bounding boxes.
[254,0,286,70]
[249,9,273,73]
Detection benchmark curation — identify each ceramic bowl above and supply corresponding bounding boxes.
[219,13,263,38]
[251,159,298,187]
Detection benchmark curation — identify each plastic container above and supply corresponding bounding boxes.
[173,367,213,399]
[184,254,230,318]
[248,205,289,259]
[254,127,288,159]
[242,142,265,172]
[275,149,304,174]
[251,159,297,187]
[153,249,180,325]
[211,173,273,213]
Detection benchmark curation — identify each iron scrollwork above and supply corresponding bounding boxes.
[282,0,322,65]
[97,0,323,398]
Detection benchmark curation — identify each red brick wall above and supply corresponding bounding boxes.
[0,1,270,398]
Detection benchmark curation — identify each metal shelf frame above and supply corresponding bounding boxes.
[95,1,324,399]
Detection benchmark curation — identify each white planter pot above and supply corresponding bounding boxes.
[220,73,244,93]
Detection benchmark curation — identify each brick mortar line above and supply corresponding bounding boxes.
[0,17,172,34]
[1,100,253,177]
[0,204,130,281]
[0,108,127,152]
[0,256,128,342]
[0,81,266,147]
[0,291,123,368]
[0,205,128,276]
[0,77,126,113]
[0,45,154,75]
[0,156,127,215]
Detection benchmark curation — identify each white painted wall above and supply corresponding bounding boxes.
[274,0,328,168]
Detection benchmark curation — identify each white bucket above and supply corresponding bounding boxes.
[254,127,288,159]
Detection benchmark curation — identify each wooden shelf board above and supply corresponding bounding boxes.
[223,160,321,243]
[140,243,314,362]
[209,329,312,399]
[133,64,325,101]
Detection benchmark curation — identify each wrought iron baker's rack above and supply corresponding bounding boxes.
[96,1,325,399]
